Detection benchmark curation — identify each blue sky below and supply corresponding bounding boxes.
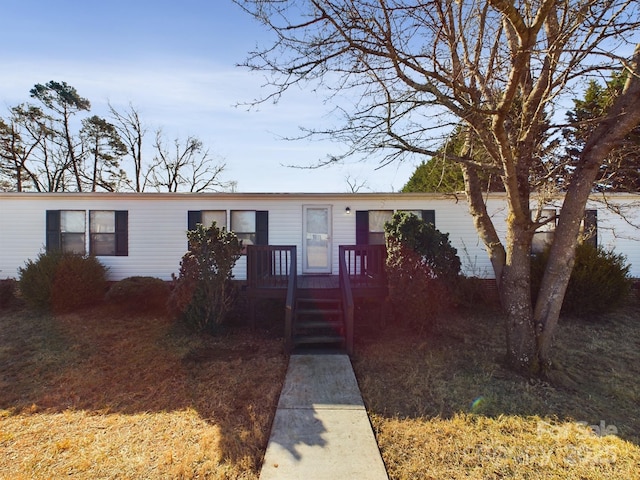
[1,0,416,192]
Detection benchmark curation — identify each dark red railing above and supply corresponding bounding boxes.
[247,245,297,289]
[338,248,355,355]
[246,245,297,334]
[339,244,387,289]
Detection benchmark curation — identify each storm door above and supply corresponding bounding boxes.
[302,205,332,273]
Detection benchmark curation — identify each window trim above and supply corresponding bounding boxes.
[230,210,269,252]
[46,209,128,257]
[190,210,268,253]
[46,210,86,255]
[89,210,128,257]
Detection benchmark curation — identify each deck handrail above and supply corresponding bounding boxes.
[247,245,297,289]
[246,245,297,330]
[338,246,355,355]
[339,244,387,289]
[284,248,297,352]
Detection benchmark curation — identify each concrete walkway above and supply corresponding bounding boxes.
[259,354,389,480]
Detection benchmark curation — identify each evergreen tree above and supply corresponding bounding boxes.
[564,73,640,192]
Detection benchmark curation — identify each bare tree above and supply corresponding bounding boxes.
[109,103,148,192]
[3,89,231,193]
[345,174,367,192]
[236,0,640,375]
[149,131,229,193]
[0,104,70,192]
[0,116,30,191]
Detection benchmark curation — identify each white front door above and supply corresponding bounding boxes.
[303,205,332,273]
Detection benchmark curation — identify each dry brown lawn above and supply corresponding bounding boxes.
[3,293,640,479]
[352,295,640,479]
[0,305,288,479]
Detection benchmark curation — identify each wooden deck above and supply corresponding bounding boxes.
[246,244,388,354]
[297,275,340,289]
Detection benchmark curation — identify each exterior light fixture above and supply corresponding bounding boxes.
[345,207,351,214]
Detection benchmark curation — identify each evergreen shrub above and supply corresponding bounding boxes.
[168,222,242,332]
[19,251,65,310]
[0,278,18,309]
[531,242,632,318]
[50,254,108,312]
[19,251,108,312]
[384,212,462,332]
[106,276,170,314]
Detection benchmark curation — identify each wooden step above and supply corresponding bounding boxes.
[295,319,344,330]
[293,334,345,346]
[295,308,343,316]
[295,300,342,309]
[291,293,346,350]
[297,297,341,303]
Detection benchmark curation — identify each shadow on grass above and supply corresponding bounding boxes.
[351,295,640,447]
[0,304,289,474]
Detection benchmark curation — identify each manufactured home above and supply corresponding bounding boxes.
[1,192,638,351]
[1,192,639,281]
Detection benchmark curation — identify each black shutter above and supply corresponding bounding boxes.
[46,210,61,252]
[422,210,436,226]
[583,209,597,248]
[356,211,369,245]
[256,211,269,245]
[187,210,202,231]
[115,211,128,256]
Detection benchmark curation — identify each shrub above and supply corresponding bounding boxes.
[18,251,65,310]
[453,276,500,310]
[531,242,632,318]
[384,212,462,332]
[168,223,242,332]
[19,251,108,312]
[0,278,19,309]
[106,276,170,314]
[385,212,462,282]
[50,254,108,312]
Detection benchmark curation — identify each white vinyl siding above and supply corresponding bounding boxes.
[1,193,638,282]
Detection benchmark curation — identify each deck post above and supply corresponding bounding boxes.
[249,296,256,329]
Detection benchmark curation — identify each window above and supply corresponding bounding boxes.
[367,210,394,245]
[356,209,435,244]
[46,210,127,256]
[60,210,86,254]
[398,209,422,218]
[225,210,269,253]
[532,208,556,253]
[90,211,128,256]
[231,210,257,248]
[202,210,227,229]
[187,210,227,231]
[189,210,268,252]
[581,209,598,248]
[46,210,86,254]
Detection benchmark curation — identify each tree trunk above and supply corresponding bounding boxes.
[500,216,538,373]
[463,164,537,372]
